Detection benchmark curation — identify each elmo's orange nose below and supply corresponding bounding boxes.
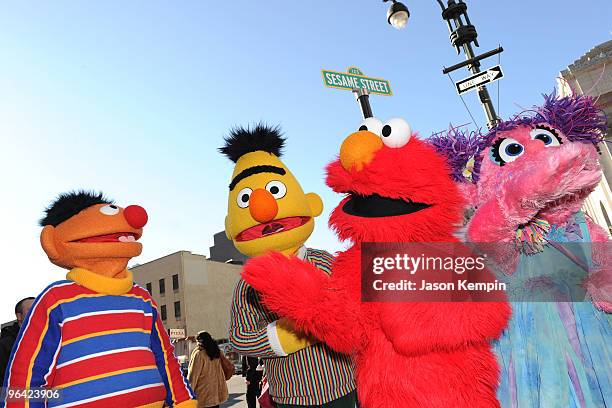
[340,131,383,171]
[249,189,278,223]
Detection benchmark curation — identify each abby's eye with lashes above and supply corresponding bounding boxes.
[531,126,562,147]
[490,138,524,166]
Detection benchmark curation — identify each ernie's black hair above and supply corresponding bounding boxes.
[219,123,285,163]
[39,190,113,227]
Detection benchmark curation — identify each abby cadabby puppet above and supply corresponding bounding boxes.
[431,93,611,408]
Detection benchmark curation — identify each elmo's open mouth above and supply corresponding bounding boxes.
[72,232,141,243]
[343,193,431,218]
[236,216,310,242]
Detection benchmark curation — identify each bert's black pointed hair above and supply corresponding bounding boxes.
[39,190,114,227]
[219,123,285,163]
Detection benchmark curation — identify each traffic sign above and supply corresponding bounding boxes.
[322,67,393,96]
[455,65,503,95]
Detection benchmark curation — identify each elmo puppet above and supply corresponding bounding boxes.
[243,117,510,407]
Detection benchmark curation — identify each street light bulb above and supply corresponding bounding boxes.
[387,1,410,30]
[390,10,409,29]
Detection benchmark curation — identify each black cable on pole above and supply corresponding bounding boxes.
[446,71,479,129]
[497,48,501,119]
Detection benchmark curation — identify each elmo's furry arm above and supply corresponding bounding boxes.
[242,252,363,354]
[585,218,611,312]
[379,301,511,356]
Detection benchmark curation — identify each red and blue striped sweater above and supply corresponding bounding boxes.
[1,268,196,408]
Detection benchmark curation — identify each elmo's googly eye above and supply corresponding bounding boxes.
[266,180,287,200]
[99,204,120,215]
[380,118,412,148]
[490,138,524,166]
[530,126,562,147]
[357,117,383,136]
[236,188,252,208]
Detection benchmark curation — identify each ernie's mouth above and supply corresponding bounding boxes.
[343,193,431,218]
[236,216,310,242]
[72,232,141,243]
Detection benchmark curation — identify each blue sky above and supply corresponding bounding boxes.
[0,0,610,322]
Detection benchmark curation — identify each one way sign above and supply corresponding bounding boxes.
[455,65,504,95]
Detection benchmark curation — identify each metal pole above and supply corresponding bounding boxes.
[461,42,499,128]
[353,88,373,119]
[444,0,500,128]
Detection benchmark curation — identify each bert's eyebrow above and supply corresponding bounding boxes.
[229,165,286,191]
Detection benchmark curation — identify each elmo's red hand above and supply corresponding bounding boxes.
[242,252,364,354]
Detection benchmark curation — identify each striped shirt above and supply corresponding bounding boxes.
[228,248,355,405]
[1,278,195,408]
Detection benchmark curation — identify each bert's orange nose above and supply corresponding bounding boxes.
[249,189,278,223]
[340,131,383,171]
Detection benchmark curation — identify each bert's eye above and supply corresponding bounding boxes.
[266,180,287,199]
[530,126,562,147]
[490,137,524,166]
[380,118,412,148]
[236,188,252,208]
[357,117,383,136]
[99,204,119,215]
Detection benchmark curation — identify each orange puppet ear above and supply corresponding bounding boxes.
[40,225,61,262]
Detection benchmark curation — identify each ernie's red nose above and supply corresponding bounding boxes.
[124,205,148,229]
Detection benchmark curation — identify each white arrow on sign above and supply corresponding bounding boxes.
[455,65,504,95]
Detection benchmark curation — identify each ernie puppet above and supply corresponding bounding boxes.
[1,192,196,408]
[221,124,357,408]
[242,117,510,407]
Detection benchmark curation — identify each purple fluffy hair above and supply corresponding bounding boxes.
[430,92,608,184]
[489,92,607,146]
[429,126,489,183]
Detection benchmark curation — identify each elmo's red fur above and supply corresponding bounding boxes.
[243,133,510,407]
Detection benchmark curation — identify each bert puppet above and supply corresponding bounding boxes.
[1,192,196,408]
[221,124,356,408]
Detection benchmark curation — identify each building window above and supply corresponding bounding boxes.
[146,282,152,294]
[174,301,181,319]
[159,278,165,296]
[160,305,167,321]
[172,274,179,291]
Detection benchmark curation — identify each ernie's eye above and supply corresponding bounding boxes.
[530,126,562,147]
[266,180,287,199]
[236,188,252,208]
[99,204,119,215]
[357,117,383,136]
[490,138,524,166]
[380,118,412,148]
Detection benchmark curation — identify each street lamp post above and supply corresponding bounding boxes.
[385,0,502,128]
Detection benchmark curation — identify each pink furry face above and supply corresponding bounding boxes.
[478,124,601,224]
[489,125,563,166]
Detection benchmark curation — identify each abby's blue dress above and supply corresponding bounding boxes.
[494,212,611,407]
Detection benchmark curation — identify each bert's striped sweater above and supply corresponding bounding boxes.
[228,248,355,406]
[1,269,196,408]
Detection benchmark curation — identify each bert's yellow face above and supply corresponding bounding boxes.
[225,151,323,257]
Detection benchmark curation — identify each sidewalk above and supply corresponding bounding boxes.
[221,374,248,408]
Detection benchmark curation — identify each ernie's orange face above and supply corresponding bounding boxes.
[41,203,148,275]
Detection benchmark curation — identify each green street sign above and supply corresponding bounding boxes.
[322,67,393,96]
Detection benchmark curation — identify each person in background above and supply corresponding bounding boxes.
[188,331,230,408]
[0,297,35,384]
[245,357,263,408]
